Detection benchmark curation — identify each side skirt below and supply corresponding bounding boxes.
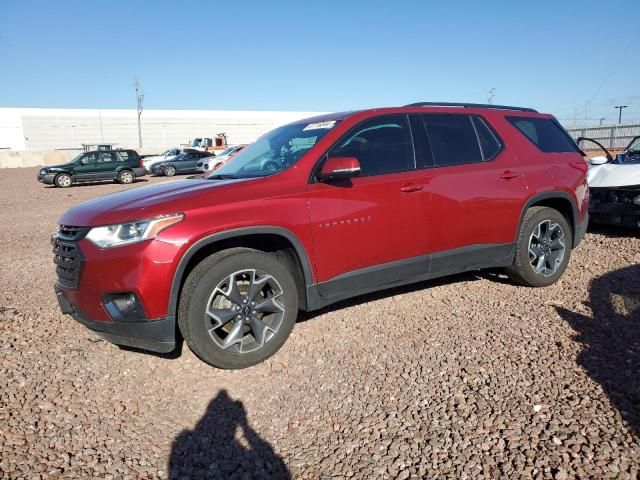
[305,243,514,311]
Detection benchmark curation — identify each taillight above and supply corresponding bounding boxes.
[139,158,144,168]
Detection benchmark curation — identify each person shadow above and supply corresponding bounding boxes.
[556,264,640,438]
[169,390,291,480]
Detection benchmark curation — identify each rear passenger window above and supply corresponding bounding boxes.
[422,115,482,166]
[507,117,578,153]
[329,115,414,176]
[472,116,502,160]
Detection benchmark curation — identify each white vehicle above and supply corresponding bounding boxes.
[195,144,247,173]
[142,147,195,172]
[578,136,640,227]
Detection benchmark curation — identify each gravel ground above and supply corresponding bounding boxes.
[1,167,639,479]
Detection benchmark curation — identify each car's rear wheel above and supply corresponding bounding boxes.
[507,206,572,287]
[54,173,72,188]
[117,170,135,184]
[163,165,176,177]
[178,248,299,369]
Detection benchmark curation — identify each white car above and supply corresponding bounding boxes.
[142,147,196,173]
[578,136,640,227]
[196,145,247,173]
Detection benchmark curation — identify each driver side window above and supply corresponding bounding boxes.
[80,153,97,165]
[328,115,415,176]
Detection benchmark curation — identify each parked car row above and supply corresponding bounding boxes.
[38,144,248,187]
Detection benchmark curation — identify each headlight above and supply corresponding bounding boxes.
[85,214,184,248]
[40,169,47,175]
[634,195,640,206]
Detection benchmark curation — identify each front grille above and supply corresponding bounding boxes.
[52,225,88,289]
[58,225,88,241]
[590,188,640,205]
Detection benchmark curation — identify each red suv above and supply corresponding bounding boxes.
[53,103,589,369]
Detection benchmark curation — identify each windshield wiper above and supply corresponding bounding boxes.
[207,174,242,180]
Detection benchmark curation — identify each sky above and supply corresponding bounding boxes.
[1,0,639,126]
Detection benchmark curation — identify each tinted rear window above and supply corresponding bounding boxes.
[507,117,578,153]
[422,114,482,166]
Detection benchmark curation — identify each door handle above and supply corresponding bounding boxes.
[400,183,424,193]
[500,170,520,179]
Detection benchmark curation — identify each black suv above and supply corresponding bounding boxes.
[38,149,146,188]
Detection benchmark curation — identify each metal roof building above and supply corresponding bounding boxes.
[0,108,325,151]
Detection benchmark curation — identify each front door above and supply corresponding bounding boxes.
[73,152,99,180]
[306,114,431,296]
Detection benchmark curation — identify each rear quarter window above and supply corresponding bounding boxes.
[507,116,578,153]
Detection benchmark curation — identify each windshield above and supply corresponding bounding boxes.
[626,137,640,153]
[217,146,237,156]
[208,120,338,179]
[191,138,202,147]
[161,148,179,157]
[70,153,85,164]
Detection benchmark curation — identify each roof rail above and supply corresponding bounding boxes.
[405,102,538,113]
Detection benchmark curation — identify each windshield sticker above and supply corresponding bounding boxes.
[303,121,336,131]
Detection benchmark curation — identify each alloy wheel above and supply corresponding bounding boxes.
[205,269,285,353]
[528,220,566,277]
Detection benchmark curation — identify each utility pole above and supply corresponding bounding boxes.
[134,78,144,148]
[487,88,496,105]
[599,117,606,126]
[614,105,628,124]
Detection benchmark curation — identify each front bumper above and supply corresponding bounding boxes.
[38,173,56,185]
[590,203,640,227]
[55,284,176,353]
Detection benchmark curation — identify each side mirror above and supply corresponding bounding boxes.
[317,156,361,181]
[589,155,609,166]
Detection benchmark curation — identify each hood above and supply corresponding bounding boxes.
[59,177,247,226]
[588,163,640,188]
[143,155,163,164]
[42,162,74,170]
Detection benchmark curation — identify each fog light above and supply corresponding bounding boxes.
[103,292,146,322]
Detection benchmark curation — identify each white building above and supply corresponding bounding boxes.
[0,108,326,151]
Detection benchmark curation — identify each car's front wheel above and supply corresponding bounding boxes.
[163,165,176,177]
[178,248,299,369]
[54,173,73,188]
[507,206,572,287]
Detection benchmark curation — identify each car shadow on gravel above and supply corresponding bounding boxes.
[169,390,291,479]
[556,264,640,438]
[299,271,483,322]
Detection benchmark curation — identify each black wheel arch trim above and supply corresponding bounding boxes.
[518,191,581,248]
[167,226,314,319]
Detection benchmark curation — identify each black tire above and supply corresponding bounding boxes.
[117,170,135,184]
[507,206,573,287]
[54,173,73,188]
[178,247,299,369]
[163,165,176,177]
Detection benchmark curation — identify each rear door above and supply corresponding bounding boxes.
[421,114,528,269]
[96,151,118,179]
[306,114,431,293]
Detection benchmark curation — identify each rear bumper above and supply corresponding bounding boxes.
[55,284,176,353]
[574,212,589,247]
[132,167,147,177]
